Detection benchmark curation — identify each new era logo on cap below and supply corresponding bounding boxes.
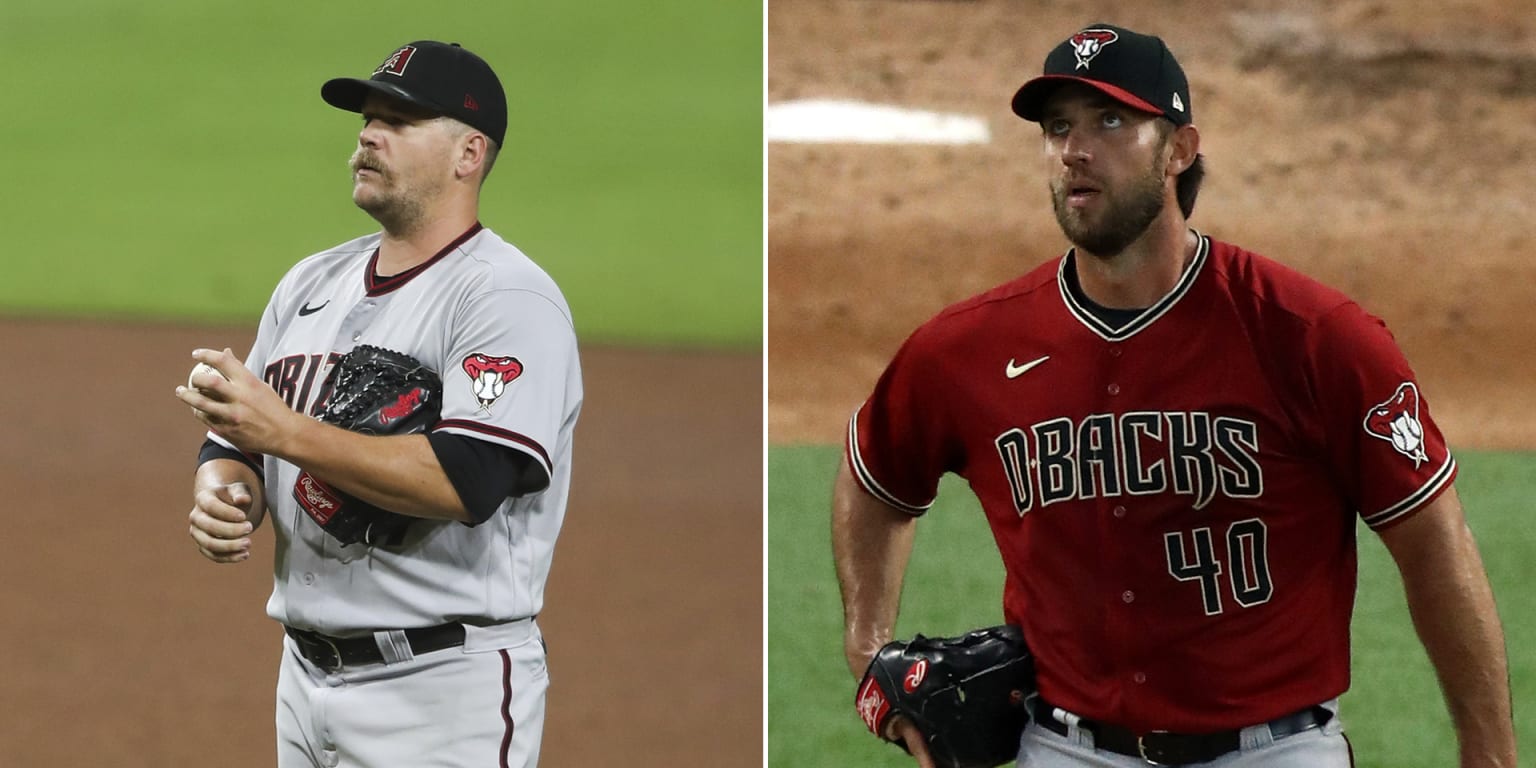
[1011,23,1192,127]
[322,40,508,147]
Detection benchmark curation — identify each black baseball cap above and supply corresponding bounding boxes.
[1011,24,1191,126]
[322,40,507,147]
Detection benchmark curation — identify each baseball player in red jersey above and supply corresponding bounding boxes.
[833,23,1516,768]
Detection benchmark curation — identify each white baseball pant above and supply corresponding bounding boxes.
[275,619,548,768]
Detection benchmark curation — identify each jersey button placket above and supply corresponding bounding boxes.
[337,297,384,350]
[1096,325,1139,705]
[1106,343,1122,395]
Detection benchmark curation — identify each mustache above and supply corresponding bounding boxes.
[349,150,387,175]
[1052,173,1102,193]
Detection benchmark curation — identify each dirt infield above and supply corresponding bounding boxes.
[0,318,761,767]
[769,0,1536,449]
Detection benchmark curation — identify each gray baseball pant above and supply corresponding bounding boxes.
[1016,699,1352,767]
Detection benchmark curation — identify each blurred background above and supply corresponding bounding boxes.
[1,2,760,344]
[0,1,762,766]
[766,1,1535,766]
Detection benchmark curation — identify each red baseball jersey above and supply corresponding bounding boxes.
[847,233,1456,733]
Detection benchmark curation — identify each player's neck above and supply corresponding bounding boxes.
[1073,216,1196,310]
[374,203,480,277]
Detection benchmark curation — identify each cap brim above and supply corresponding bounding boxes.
[320,77,444,115]
[1011,75,1164,122]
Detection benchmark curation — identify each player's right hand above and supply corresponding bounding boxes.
[189,482,255,564]
[887,716,937,768]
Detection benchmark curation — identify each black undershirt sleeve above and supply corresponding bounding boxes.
[196,439,263,477]
[200,435,542,527]
[427,432,551,525]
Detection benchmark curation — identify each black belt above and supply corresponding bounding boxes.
[285,623,466,671]
[1031,697,1330,765]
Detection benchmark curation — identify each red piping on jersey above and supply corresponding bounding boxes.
[364,222,484,297]
[436,419,553,470]
[499,648,515,768]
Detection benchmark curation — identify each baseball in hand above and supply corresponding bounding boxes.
[188,362,227,394]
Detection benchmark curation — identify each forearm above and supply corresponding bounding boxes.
[194,458,267,529]
[1408,574,1514,766]
[278,420,469,523]
[179,347,467,522]
[831,458,919,678]
[1380,490,1516,767]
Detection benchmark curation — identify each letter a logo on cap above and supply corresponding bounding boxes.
[374,45,417,77]
[1069,29,1119,69]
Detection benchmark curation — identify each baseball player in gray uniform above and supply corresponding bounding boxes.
[174,40,581,768]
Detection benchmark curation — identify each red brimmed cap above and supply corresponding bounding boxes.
[1011,24,1191,126]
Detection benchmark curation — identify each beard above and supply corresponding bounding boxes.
[349,149,436,236]
[1050,159,1167,258]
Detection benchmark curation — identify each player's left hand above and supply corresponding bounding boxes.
[888,716,937,768]
[176,347,305,456]
[189,481,256,564]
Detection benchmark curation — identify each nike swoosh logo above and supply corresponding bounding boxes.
[1005,355,1050,379]
[298,300,330,317]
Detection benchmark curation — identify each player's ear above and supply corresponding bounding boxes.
[1166,123,1200,176]
[454,131,489,182]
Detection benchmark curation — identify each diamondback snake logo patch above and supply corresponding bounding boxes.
[1363,382,1428,468]
[461,353,523,412]
[1069,29,1120,70]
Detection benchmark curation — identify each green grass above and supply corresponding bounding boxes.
[768,446,1536,767]
[0,1,761,347]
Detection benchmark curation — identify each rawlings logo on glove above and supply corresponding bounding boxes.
[292,345,442,547]
[379,388,428,424]
[857,676,893,736]
[855,625,1035,768]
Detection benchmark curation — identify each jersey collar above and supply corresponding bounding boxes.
[365,221,485,297]
[1057,231,1209,342]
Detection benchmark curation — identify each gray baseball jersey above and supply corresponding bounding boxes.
[206,223,582,634]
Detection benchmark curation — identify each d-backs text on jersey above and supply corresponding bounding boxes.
[994,411,1261,515]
